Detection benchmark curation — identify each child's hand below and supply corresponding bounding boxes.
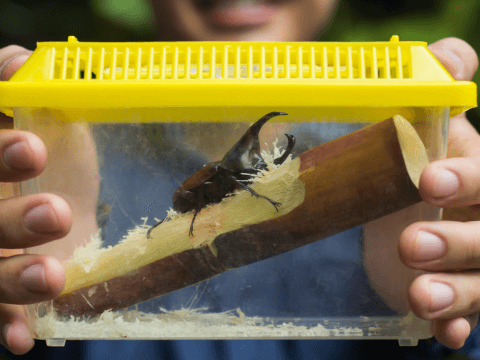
[398,37,480,349]
[0,46,72,355]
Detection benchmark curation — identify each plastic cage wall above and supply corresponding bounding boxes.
[0,36,476,347]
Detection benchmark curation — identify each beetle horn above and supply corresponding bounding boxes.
[220,112,288,172]
[233,112,288,153]
[246,112,288,137]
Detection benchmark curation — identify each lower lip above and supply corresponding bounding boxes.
[205,4,280,27]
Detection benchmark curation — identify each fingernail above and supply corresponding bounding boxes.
[0,55,30,81]
[412,231,446,262]
[432,169,459,199]
[23,204,59,234]
[1,323,31,352]
[3,141,34,170]
[441,46,465,79]
[430,282,455,312]
[19,264,48,293]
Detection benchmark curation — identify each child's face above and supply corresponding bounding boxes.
[151,0,339,41]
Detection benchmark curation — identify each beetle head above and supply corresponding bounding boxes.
[220,112,288,173]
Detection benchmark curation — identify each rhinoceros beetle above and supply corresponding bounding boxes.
[146,111,296,238]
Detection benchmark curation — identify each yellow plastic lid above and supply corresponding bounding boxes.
[0,35,476,119]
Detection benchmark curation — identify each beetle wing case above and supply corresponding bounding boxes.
[172,161,221,213]
[1,36,476,347]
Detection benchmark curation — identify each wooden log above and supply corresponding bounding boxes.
[53,115,428,316]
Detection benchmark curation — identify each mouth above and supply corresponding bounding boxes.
[195,0,282,28]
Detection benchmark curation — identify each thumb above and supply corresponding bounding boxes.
[428,37,478,81]
[0,45,32,81]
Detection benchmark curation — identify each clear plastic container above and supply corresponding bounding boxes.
[0,36,477,347]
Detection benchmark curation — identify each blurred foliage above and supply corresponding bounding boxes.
[0,0,478,128]
[320,0,480,128]
[0,0,157,46]
[89,0,155,33]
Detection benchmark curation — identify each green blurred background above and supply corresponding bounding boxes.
[0,1,477,359]
[0,0,478,129]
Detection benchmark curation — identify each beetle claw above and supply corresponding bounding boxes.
[271,201,282,211]
[146,217,168,239]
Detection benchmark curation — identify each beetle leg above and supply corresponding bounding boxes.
[273,134,296,165]
[229,175,281,211]
[146,216,168,239]
[189,210,199,237]
[253,154,268,171]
